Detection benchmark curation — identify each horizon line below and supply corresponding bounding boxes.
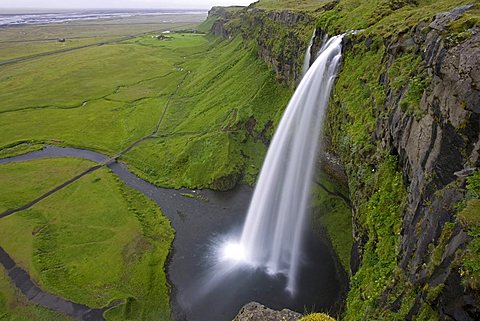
[0,7,212,10]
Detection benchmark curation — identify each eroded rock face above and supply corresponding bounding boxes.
[208,7,315,86]
[371,5,480,319]
[233,302,302,321]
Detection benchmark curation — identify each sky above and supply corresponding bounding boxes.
[0,0,256,9]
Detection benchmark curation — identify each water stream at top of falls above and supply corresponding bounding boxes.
[302,29,316,77]
[235,34,345,294]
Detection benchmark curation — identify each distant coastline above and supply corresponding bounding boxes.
[0,9,207,27]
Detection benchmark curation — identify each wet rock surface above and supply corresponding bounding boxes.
[233,302,301,321]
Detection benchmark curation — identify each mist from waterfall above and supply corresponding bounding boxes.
[234,34,345,294]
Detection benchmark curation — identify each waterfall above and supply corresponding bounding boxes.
[235,34,345,294]
[302,30,316,76]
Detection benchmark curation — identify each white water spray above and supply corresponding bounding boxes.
[223,34,345,294]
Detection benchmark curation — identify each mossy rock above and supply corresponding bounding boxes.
[299,313,336,321]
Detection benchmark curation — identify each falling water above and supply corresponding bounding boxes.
[302,30,316,76]
[234,34,345,294]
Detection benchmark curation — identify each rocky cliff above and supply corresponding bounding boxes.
[209,5,315,86]
[208,1,480,320]
[326,3,480,320]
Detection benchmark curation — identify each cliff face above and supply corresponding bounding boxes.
[377,6,479,319]
[209,7,315,86]
[331,4,479,320]
[208,1,480,320]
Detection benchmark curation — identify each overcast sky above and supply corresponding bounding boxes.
[0,0,256,9]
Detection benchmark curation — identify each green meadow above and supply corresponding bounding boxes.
[0,158,173,320]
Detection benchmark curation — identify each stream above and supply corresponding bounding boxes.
[0,146,346,321]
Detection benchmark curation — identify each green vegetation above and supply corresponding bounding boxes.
[0,266,75,321]
[197,16,218,33]
[0,158,92,213]
[311,173,352,272]
[0,33,208,154]
[343,157,406,320]
[0,14,203,61]
[0,17,293,319]
[299,312,336,321]
[180,193,209,202]
[318,1,478,319]
[0,30,289,189]
[316,0,474,36]
[0,142,44,160]
[122,36,291,189]
[256,0,333,11]
[345,157,406,320]
[0,158,173,320]
[458,172,480,290]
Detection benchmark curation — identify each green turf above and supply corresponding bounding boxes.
[0,158,174,320]
[0,33,211,154]
[0,158,93,213]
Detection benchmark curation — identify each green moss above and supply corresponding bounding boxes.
[417,302,439,321]
[456,171,480,290]
[425,284,444,303]
[445,6,480,47]
[255,0,334,11]
[428,222,455,276]
[344,157,406,321]
[316,0,473,37]
[298,312,336,321]
[311,173,353,273]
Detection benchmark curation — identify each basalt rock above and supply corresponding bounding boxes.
[233,302,302,321]
[365,4,480,318]
[207,7,315,86]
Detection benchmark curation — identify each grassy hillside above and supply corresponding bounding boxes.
[122,36,291,189]
[0,158,173,320]
[0,31,290,189]
[255,0,333,11]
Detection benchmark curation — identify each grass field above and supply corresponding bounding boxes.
[0,34,204,154]
[0,158,93,213]
[0,158,174,320]
[0,14,204,61]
